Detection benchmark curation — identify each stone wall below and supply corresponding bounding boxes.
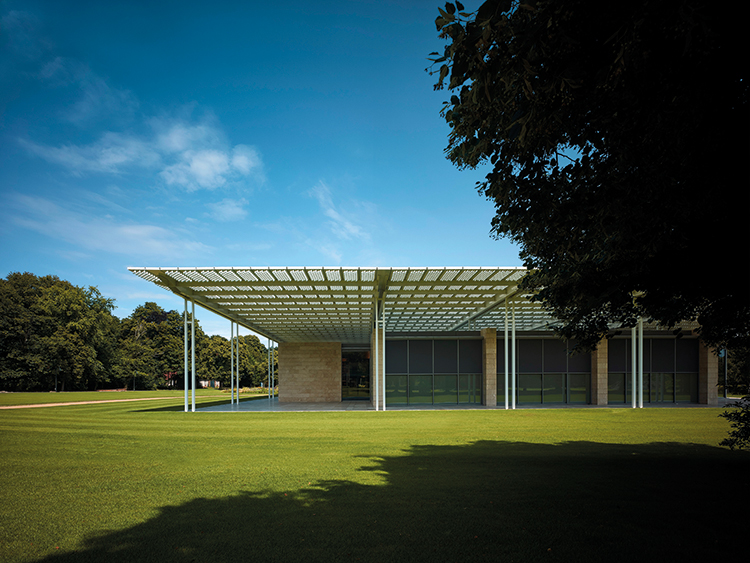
[278,342,342,403]
[481,328,497,406]
[590,339,608,405]
[698,340,718,406]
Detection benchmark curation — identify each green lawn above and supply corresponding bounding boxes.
[0,390,229,407]
[0,401,746,562]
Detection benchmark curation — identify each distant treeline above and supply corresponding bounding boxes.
[0,272,276,392]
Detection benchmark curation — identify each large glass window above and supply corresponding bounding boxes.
[459,340,482,374]
[458,374,480,404]
[518,339,542,373]
[500,339,590,404]
[544,373,565,403]
[385,374,407,404]
[518,373,542,403]
[650,373,674,403]
[384,339,482,405]
[568,373,589,403]
[434,374,458,404]
[607,338,699,403]
[544,340,567,373]
[434,340,458,374]
[608,373,626,404]
[675,372,698,402]
[386,340,407,374]
[409,340,432,374]
[409,375,433,404]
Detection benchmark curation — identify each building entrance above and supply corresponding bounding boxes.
[342,350,370,400]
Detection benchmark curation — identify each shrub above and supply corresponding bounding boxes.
[719,396,750,450]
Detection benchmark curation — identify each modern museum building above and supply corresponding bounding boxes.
[129,266,718,411]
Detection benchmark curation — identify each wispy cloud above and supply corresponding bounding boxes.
[309,181,370,241]
[3,193,212,260]
[305,239,343,263]
[1,10,51,60]
[19,133,156,175]
[206,198,248,222]
[37,57,139,125]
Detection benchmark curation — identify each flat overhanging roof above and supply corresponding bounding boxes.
[128,266,555,343]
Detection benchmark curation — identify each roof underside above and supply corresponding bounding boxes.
[128,266,554,343]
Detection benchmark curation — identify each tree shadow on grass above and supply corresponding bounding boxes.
[40,441,747,563]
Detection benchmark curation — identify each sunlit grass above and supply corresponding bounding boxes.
[0,390,227,407]
[0,404,746,562]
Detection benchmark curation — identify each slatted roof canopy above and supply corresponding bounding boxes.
[128,266,555,343]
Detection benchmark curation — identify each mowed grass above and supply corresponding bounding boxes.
[0,401,747,563]
[0,390,230,407]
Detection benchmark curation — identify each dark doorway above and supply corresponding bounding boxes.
[342,350,370,400]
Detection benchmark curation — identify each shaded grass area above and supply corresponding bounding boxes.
[0,407,746,562]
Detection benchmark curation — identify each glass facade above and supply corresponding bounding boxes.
[497,338,591,404]
[607,338,699,404]
[380,335,697,407]
[385,339,482,405]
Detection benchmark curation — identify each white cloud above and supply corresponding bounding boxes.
[153,119,222,153]
[161,149,230,190]
[231,145,262,175]
[19,132,156,174]
[3,193,212,260]
[155,123,264,191]
[20,117,264,191]
[206,198,248,222]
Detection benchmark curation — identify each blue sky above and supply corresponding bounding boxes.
[0,0,521,337]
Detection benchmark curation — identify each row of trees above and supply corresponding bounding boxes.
[0,272,277,392]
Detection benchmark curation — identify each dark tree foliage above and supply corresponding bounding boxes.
[718,343,750,397]
[200,333,275,388]
[115,302,198,390]
[0,274,278,391]
[0,272,118,391]
[430,0,749,351]
[719,396,750,451]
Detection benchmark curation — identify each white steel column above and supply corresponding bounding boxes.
[504,300,509,409]
[381,299,386,411]
[184,298,188,412]
[230,322,235,405]
[191,300,196,412]
[234,325,238,403]
[631,326,637,408]
[235,327,240,401]
[511,300,517,410]
[236,329,242,401]
[638,317,644,408]
[510,302,516,409]
[271,341,276,399]
[267,338,271,400]
[372,306,380,411]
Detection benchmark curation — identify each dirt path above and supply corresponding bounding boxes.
[0,396,207,410]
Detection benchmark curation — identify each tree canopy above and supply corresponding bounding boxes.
[0,273,275,391]
[430,0,749,351]
[0,272,118,391]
